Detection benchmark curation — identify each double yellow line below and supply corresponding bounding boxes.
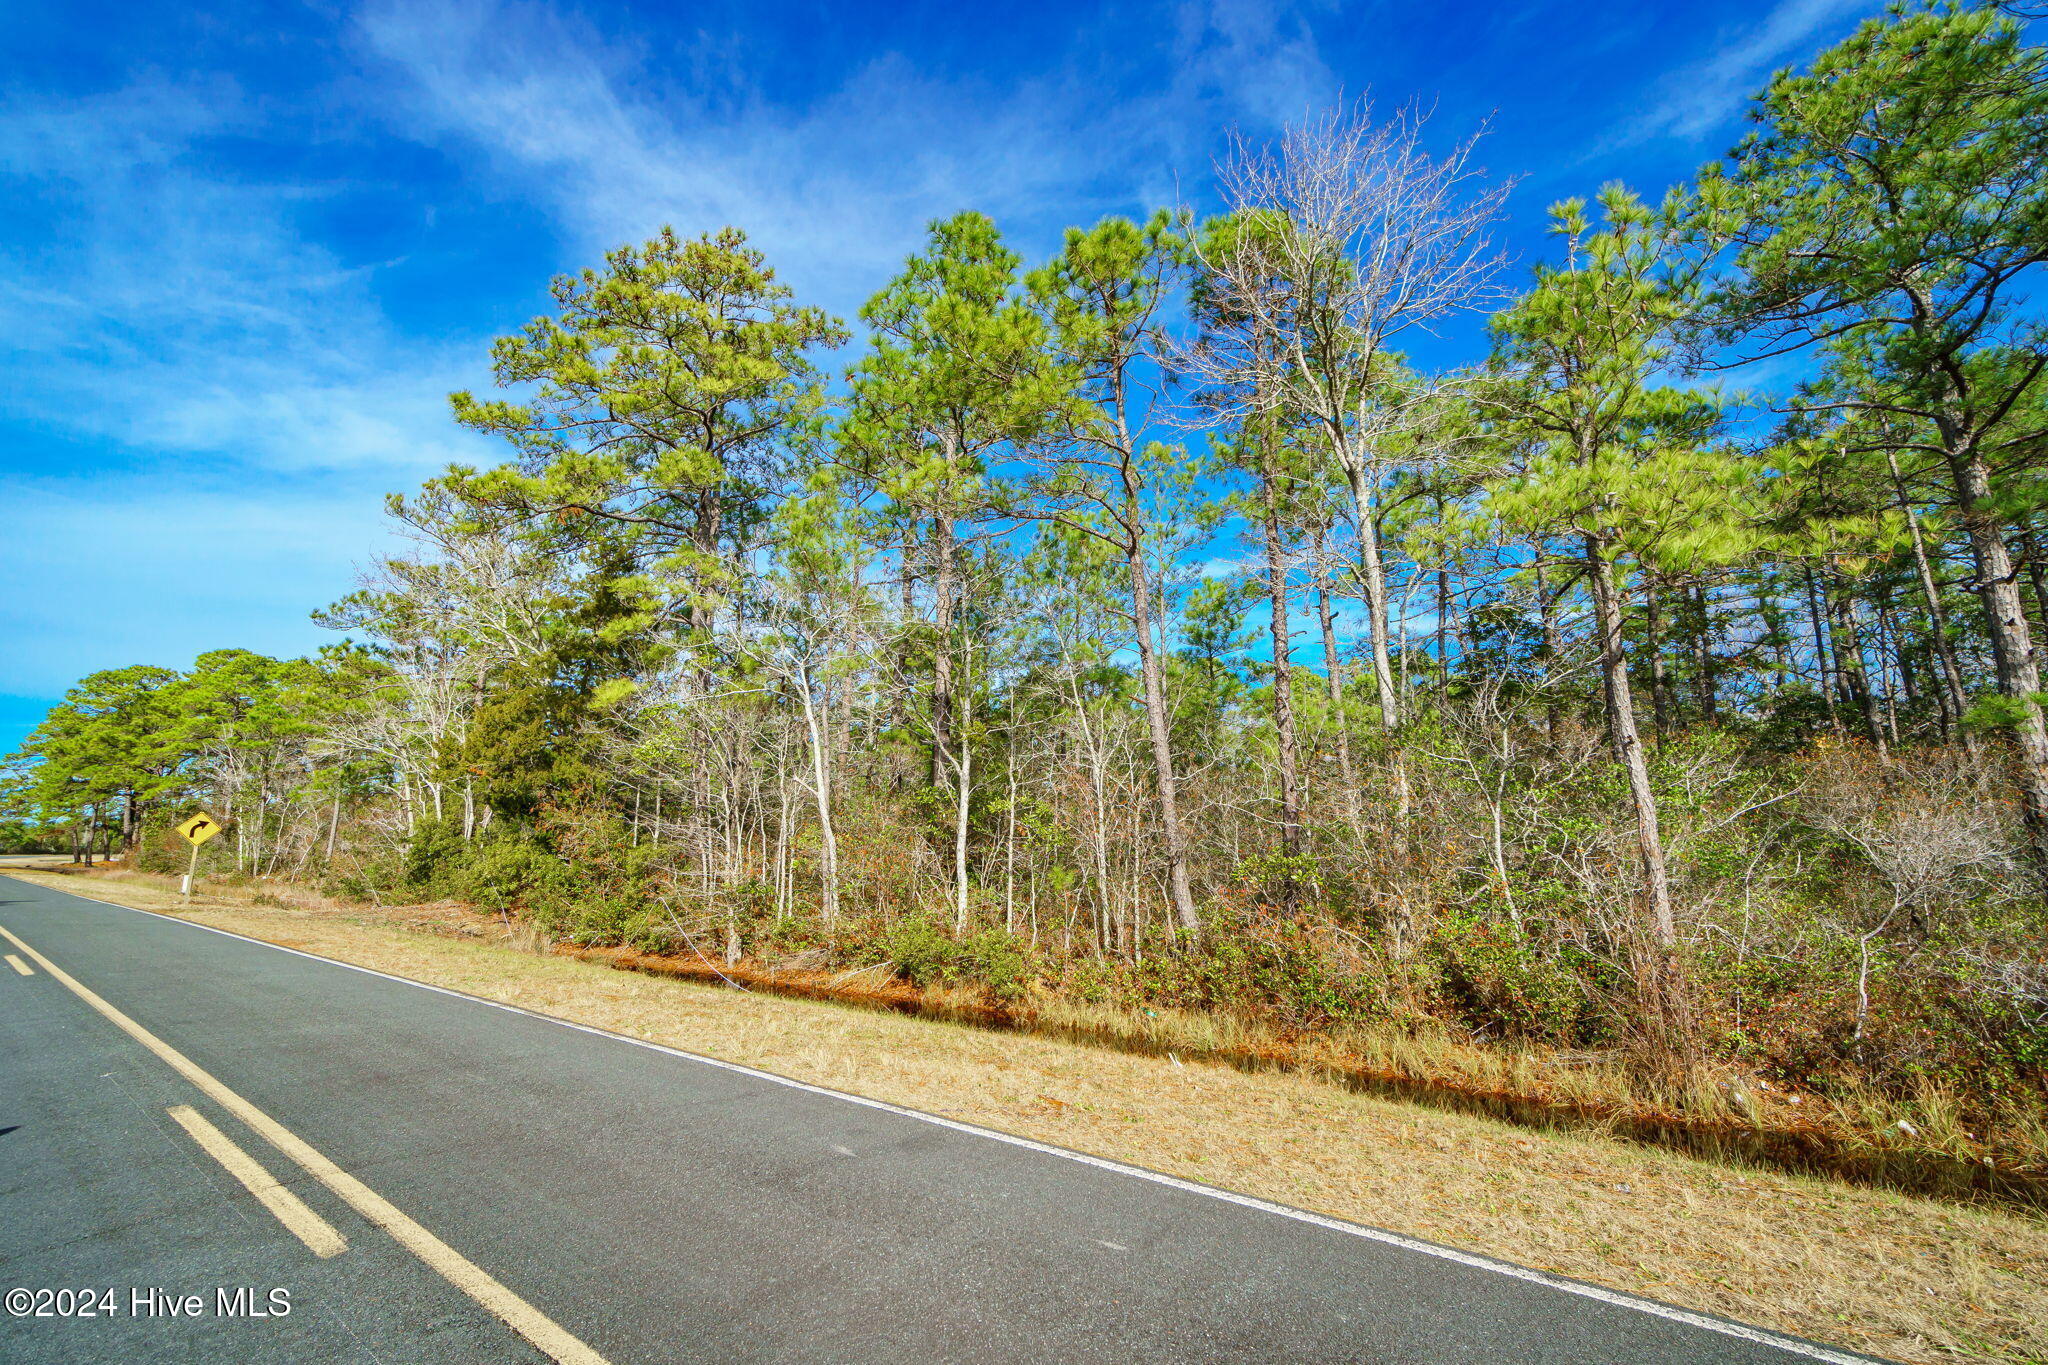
[165,1105,348,1259]
[0,921,608,1365]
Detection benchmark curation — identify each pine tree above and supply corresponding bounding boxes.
[1696,2,2048,872]
[446,226,846,657]
[1484,187,1756,1054]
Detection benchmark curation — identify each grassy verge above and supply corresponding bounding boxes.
[549,938,2047,1211]
[8,864,2046,1365]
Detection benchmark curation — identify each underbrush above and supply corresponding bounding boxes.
[102,735,2046,1206]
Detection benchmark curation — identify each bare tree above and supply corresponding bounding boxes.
[1186,100,1512,741]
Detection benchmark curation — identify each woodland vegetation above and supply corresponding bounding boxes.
[11,4,2048,1161]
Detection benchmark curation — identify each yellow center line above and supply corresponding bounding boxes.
[4,953,30,975]
[167,1105,348,1258]
[0,919,609,1365]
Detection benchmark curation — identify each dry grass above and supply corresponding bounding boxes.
[8,866,2047,1364]
[1030,997,2047,1196]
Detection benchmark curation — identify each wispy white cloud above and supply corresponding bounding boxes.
[0,75,493,704]
[1170,0,1339,129]
[0,78,488,477]
[1609,0,1874,150]
[356,0,1339,313]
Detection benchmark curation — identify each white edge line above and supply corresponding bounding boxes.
[9,876,1886,1365]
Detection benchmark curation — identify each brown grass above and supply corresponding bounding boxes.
[8,864,2047,1364]
[441,920,2048,1207]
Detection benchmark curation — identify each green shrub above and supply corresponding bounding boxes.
[1430,911,1598,1044]
[454,838,567,912]
[885,916,959,988]
[958,927,1030,1001]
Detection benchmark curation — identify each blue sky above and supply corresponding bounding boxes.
[0,0,1888,754]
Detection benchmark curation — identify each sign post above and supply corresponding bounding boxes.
[175,812,224,899]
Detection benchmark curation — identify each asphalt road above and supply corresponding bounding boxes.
[0,875,1887,1364]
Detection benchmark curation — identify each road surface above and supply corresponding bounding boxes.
[0,874,1885,1363]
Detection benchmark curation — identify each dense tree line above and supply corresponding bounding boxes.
[11,4,2046,1127]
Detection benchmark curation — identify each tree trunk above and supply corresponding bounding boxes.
[1434,562,1449,703]
[1313,528,1359,822]
[1535,560,1566,735]
[952,744,973,932]
[2022,528,2048,646]
[1339,461,1400,730]
[1825,574,1889,759]
[1644,576,1672,739]
[1003,728,1018,933]
[1803,566,1840,732]
[1586,534,1688,1049]
[1949,447,2048,881]
[1690,583,1717,727]
[1128,529,1198,934]
[1261,493,1303,866]
[1080,705,1116,950]
[889,527,917,755]
[1874,591,1902,745]
[798,665,840,926]
[1338,456,1411,825]
[930,507,957,792]
[1887,449,1972,749]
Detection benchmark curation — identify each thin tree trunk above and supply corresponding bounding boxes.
[1804,566,1841,733]
[1313,527,1359,822]
[931,504,957,792]
[1887,449,1972,749]
[1535,559,1565,735]
[839,550,864,793]
[1690,582,1717,727]
[952,743,973,932]
[1338,458,1400,732]
[1112,424,1199,934]
[1261,492,1303,866]
[1826,572,1889,759]
[1586,534,1687,1049]
[1871,588,1902,744]
[1066,676,1117,953]
[1004,727,1018,934]
[1130,549,1197,932]
[795,662,840,925]
[1433,492,1451,701]
[2023,528,2048,646]
[1644,576,1672,739]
